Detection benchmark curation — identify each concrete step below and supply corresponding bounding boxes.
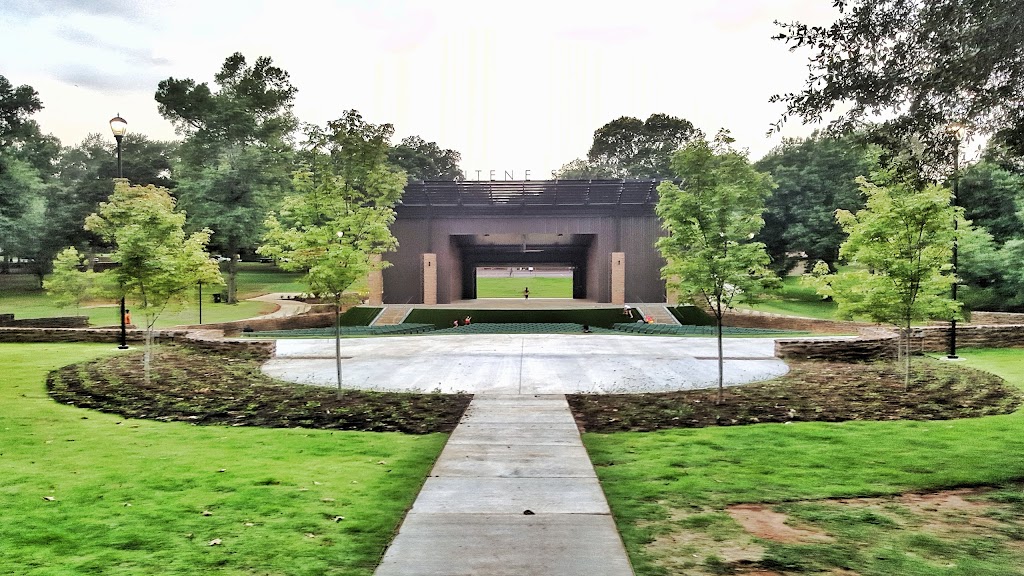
[629,303,680,325]
[371,304,414,326]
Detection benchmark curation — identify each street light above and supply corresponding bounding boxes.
[946,122,966,360]
[110,114,129,350]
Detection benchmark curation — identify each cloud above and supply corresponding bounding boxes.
[0,0,150,22]
[59,27,172,67]
[51,63,160,93]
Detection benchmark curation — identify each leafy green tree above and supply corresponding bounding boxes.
[260,115,405,396]
[47,133,177,258]
[588,113,701,179]
[809,175,960,386]
[0,75,61,275]
[388,135,464,181]
[755,133,877,272]
[156,52,297,303]
[43,247,97,311]
[656,131,778,403]
[957,161,1024,245]
[554,158,615,179]
[773,0,1024,167]
[0,75,43,147]
[84,180,223,381]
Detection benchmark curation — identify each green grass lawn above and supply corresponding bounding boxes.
[583,348,1024,575]
[475,276,572,298]
[736,275,840,319]
[0,264,322,327]
[0,343,446,575]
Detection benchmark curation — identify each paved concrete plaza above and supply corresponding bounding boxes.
[262,333,788,394]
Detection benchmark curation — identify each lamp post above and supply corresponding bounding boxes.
[110,114,129,350]
[334,230,343,397]
[947,122,966,360]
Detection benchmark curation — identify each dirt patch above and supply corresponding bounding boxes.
[46,346,471,434]
[649,484,1024,575]
[727,504,833,544]
[568,358,1021,432]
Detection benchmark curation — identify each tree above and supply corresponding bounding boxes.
[43,247,97,311]
[0,75,60,275]
[656,131,778,403]
[259,115,405,396]
[808,174,960,386]
[957,160,1024,245]
[587,113,701,179]
[47,133,177,258]
[388,135,464,181]
[773,0,1024,167]
[83,180,223,382]
[554,158,616,179]
[755,133,877,272]
[0,75,43,148]
[156,52,297,303]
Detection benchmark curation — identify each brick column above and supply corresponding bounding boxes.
[367,254,383,305]
[422,253,437,305]
[610,252,625,305]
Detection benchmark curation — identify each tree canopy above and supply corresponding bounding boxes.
[388,135,464,181]
[157,52,297,302]
[755,133,877,272]
[773,0,1024,164]
[565,113,701,179]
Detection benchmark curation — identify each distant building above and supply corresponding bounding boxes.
[370,180,670,304]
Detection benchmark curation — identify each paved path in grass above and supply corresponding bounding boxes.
[374,394,634,576]
[248,293,310,318]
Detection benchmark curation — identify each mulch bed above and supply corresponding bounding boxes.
[567,358,1022,433]
[46,346,471,434]
[46,348,1020,435]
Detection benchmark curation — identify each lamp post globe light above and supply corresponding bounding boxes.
[110,114,129,350]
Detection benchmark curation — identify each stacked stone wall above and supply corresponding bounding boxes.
[0,315,90,328]
[911,324,1024,352]
[0,327,274,359]
[179,311,337,333]
[969,312,1024,325]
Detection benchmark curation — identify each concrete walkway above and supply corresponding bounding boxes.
[374,394,634,576]
[247,292,310,318]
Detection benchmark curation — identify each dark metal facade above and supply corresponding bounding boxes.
[383,180,668,303]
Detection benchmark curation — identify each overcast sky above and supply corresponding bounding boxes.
[1,0,839,178]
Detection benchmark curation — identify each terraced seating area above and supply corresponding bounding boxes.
[431,322,619,334]
[612,323,802,336]
[245,322,805,338]
[244,323,435,338]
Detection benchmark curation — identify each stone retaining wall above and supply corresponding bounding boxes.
[775,328,899,361]
[0,327,275,359]
[969,311,1024,325]
[912,324,1024,352]
[178,311,337,333]
[0,315,90,328]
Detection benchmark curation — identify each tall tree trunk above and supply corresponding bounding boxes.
[226,252,239,304]
[335,295,342,399]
